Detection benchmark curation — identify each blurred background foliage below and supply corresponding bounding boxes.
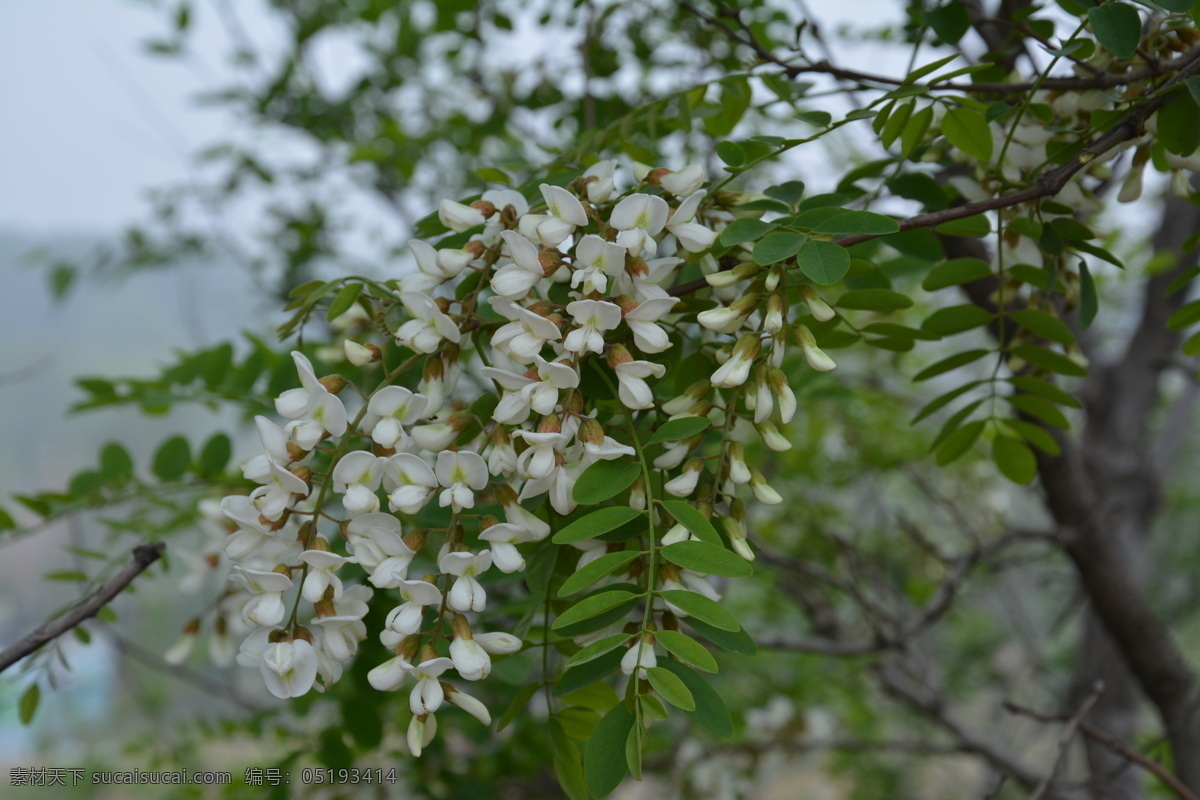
[4,0,1200,798]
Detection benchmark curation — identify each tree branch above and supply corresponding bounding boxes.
[0,542,166,673]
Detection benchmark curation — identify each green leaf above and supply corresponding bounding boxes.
[661,541,753,578]
[911,380,987,424]
[1168,300,1200,331]
[655,630,719,673]
[551,720,590,800]
[752,232,807,265]
[993,435,1038,484]
[499,683,541,732]
[1073,241,1124,269]
[1008,376,1082,409]
[921,305,994,336]
[19,684,39,725]
[572,460,642,504]
[1009,420,1062,456]
[901,105,934,158]
[764,181,806,206]
[646,666,695,711]
[797,240,851,284]
[553,590,640,631]
[1011,345,1088,377]
[913,349,991,381]
[881,99,914,150]
[942,106,993,161]
[719,218,774,246]
[566,634,634,668]
[1183,330,1200,356]
[151,436,191,481]
[99,443,134,484]
[936,419,985,465]
[923,257,991,290]
[716,141,745,167]
[44,570,87,582]
[659,500,723,546]
[198,433,232,473]
[1007,394,1071,430]
[836,289,914,312]
[1079,262,1098,329]
[559,551,644,597]
[585,702,635,797]
[935,214,992,237]
[861,323,940,340]
[556,648,625,696]
[1011,309,1075,346]
[655,659,733,736]
[811,211,899,236]
[924,1,971,44]
[1158,0,1195,11]
[1088,3,1141,60]
[555,507,644,544]
[905,53,960,84]
[686,617,758,655]
[796,109,832,127]
[1158,86,1200,157]
[645,416,712,445]
[326,283,363,322]
[660,590,741,631]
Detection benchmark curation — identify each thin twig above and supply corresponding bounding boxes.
[1027,681,1104,800]
[0,543,166,672]
[1005,701,1200,800]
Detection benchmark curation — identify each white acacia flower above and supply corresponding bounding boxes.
[711,337,761,389]
[489,297,562,364]
[260,639,320,699]
[381,453,439,514]
[660,163,706,196]
[247,460,309,522]
[314,585,372,661]
[514,430,570,480]
[518,212,575,247]
[666,191,716,252]
[381,580,442,647]
[624,297,679,353]
[610,193,669,255]
[440,549,493,612]
[564,299,622,354]
[299,549,346,601]
[449,634,492,681]
[613,255,681,301]
[439,199,486,232]
[344,512,416,588]
[661,570,722,617]
[331,451,384,516]
[479,521,540,573]
[518,462,579,516]
[396,291,461,354]
[446,685,491,724]
[408,713,437,757]
[368,654,412,692]
[408,656,456,715]
[572,234,626,296]
[402,239,472,294]
[274,351,348,445]
[614,360,666,410]
[492,231,546,299]
[367,387,428,449]
[583,160,616,203]
[541,183,588,227]
[230,567,294,627]
[664,458,703,498]
[242,416,299,484]
[498,492,552,541]
[620,637,657,680]
[653,441,690,470]
[435,451,489,512]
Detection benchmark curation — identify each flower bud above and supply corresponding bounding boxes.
[705,262,760,288]
[664,458,704,497]
[800,285,836,322]
[796,325,837,372]
[344,340,379,366]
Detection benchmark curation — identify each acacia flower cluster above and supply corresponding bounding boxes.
[203,160,834,754]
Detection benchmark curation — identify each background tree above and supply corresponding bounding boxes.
[5,1,1200,798]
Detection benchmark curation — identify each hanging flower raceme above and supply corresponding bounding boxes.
[208,160,804,767]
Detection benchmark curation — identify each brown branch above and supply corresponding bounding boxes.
[1005,701,1200,800]
[1028,682,1104,800]
[0,542,166,673]
[685,1,1200,94]
[669,48,1200,300]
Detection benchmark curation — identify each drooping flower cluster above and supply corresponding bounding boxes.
[199,160,835,754]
